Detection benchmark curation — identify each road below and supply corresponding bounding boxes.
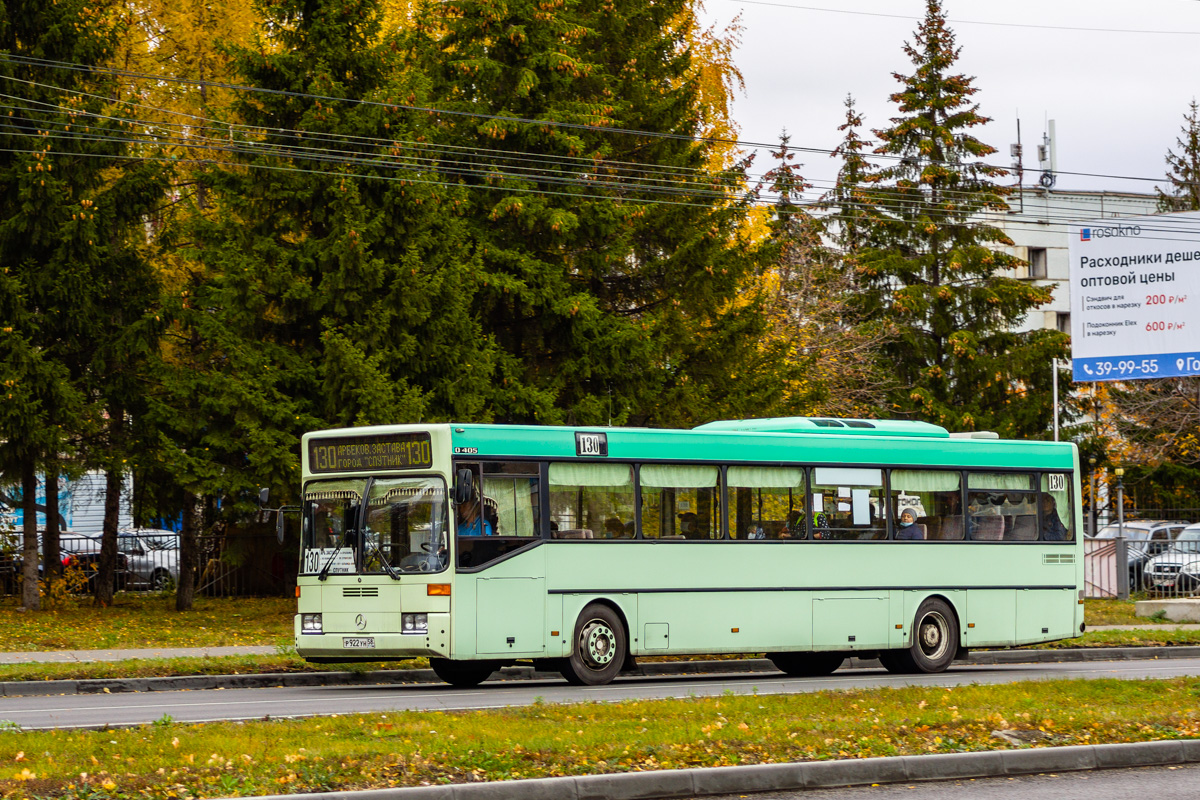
[700,763,1200,800]
[2,657,1199,730]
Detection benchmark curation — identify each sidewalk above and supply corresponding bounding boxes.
[2,624,1198,665]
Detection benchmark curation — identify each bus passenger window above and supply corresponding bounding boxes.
[639,464,720,539]
[966,472,1036,541]
[1040,473,1073,541]
[810,467,885,540]
[548,463,634,538]
[728,466,805,539]
[482,462,541,538]
[889,469,961,541]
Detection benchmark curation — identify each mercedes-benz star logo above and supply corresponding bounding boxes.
[355,614,366,630]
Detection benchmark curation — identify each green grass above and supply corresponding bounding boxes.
[0,595,294,651]
[2,678,1198,798]
[1084,597,1182,626]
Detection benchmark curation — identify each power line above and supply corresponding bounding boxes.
[720,0,1200,36]
[0,53,1184,190]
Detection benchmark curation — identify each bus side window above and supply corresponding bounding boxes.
[727,466,805,539]
[548,462,634,539]
[889,469,961,541]
[639,464,720,540]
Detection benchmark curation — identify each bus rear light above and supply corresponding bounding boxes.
[428,584,451,596]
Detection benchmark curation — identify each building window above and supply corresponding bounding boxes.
[1056,312,1070,334]
[1029,248,1048,279]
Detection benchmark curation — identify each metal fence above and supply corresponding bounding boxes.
[1083,508,1200,599]
[1,529,296,598]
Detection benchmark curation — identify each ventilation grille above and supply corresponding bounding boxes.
[1043,553,1075,565]
[342,587,379,597]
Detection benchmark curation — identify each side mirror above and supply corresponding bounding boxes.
[276,512,286,545]
[258,487,270,508]
[454,468,475,505]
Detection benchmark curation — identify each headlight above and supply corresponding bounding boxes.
[401,613,428,635]
[1184,563,1200,575]
[301,613,322,633]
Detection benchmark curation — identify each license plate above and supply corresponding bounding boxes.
[342,637,376,649]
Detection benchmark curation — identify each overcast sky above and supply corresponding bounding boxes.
[699,0,1200,200]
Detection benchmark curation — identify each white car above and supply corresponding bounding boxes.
[1143,524,1200,594]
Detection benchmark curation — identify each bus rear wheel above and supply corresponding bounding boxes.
[561,603,626,686]
[880,598,958,674]
[429,658,499,687]
[768,652,844,677]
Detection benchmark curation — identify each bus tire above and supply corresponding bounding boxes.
[561,603,626,686]
[887,598,958,674]
[768,652,844,677]
[429,658,498,687]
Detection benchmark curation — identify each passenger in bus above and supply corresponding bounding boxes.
[1040,495,1069,541]
[604,518,625,538]
[895,508,924,539]
[781,510,805,539]
[456,497,493,536]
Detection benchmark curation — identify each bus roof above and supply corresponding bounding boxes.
[694,417,950,438]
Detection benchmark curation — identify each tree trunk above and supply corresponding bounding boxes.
[44,465,61,588]
[20,457,40,611]
[175,491,198,611]
[95,410,124,607]
[94,463,122,607]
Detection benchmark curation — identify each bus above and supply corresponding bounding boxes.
[292,417,1084,686]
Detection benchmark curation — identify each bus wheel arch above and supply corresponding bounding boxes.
[880,595,960,675]
[560,601,628,686]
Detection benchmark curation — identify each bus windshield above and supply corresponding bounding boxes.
[302,477,447,575]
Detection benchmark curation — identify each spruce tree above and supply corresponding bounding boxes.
[0,0,166,607]
[1157,99,1200,212]
[408,0,764,427]
[855,0,1066,437]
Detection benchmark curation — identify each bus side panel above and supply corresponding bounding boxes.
[1015,588,1076,644]
[476,577,546,656]
[964,589,1016,647]
[812,593,889,650]
[638,591,808,654]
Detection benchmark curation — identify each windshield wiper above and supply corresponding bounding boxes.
[317,536,350,581]
[366,538,401,580]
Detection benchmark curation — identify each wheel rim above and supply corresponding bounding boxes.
[917,611,950,661]
[579,619,616,669]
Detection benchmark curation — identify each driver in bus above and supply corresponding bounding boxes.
[456,496,494,536]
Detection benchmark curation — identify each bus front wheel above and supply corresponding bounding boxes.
[429,658,499,687]
[880,598,958,674]
[768,652,844,677]
[561,603,626,686]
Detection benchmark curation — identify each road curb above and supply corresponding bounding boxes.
[215,739,1200,800]
[3,645,1199,698]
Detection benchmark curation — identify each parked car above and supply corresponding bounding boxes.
[118,529,179,589]
[1143,524,1200,595]
[1094,520,1190,591]
[63,530,179,590]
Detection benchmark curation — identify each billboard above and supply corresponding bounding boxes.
[1068,210,1200,381]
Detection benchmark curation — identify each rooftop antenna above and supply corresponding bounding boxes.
[1037,119,1057,191]
[1010,116,1024,213]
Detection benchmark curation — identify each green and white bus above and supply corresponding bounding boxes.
[293,418,1083,686]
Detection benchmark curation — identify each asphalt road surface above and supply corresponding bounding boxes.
[697,763,1200,800]
[3,657,1199,730]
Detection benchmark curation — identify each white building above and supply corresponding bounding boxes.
[986,188,1159,335]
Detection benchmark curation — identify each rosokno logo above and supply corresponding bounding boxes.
[1080,224,1142,242]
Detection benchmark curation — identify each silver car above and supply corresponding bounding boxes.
[62,529,180,590]
[1143,524,1200,595]
[1094,520,1189,591]
[117,529,179,589]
